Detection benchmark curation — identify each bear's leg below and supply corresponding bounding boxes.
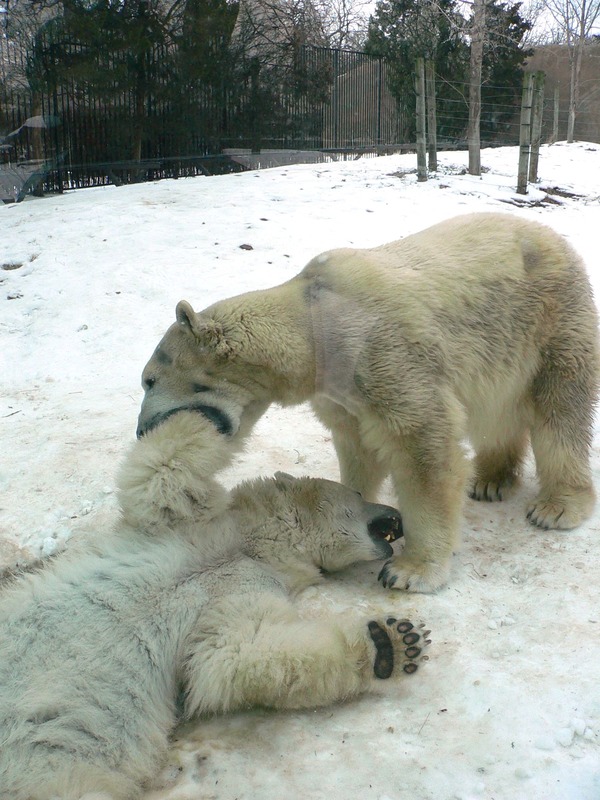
[470,431,528,502]
[378,431,470,593]
[311,397,387,500]
[182,594,430,715]
[527,353,596,529]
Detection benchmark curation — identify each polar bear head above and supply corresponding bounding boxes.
[231,472,403,591]
[136,300,268,440]
[137,290,316,440]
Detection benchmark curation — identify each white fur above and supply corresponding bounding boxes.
[0,412,427,799]
[139,213,599,593]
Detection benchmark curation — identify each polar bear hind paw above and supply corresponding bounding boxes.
[469,475,517,502]
[526,486,595,530]
[367,618,431,679]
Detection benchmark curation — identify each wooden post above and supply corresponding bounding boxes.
[415,58,427,182]
[425,60,437,172]
[528,71,545,183]
[516,72,534,195]
[552,84,559,143]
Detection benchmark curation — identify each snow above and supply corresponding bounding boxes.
[1,141,599,800]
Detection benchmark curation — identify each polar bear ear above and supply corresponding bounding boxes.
[175,300,234,358]
[274,471,296,483]
[176,299,197,332]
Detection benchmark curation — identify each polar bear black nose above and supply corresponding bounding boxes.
[368,513,403,543]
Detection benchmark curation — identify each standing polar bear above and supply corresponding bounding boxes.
[138,213,599,593]
[0,409,427,800]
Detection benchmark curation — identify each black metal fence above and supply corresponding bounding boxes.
[0,34,406,195]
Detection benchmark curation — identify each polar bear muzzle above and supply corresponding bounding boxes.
[367,507,403,558]
[137,403,233,438]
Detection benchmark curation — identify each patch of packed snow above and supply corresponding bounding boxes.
[1,142,599,799]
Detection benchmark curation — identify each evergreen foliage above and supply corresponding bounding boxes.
[365,0,532,143]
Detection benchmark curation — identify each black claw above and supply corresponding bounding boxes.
[378,562,398,588]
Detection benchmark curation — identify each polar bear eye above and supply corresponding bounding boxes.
[143,376,156,390]
[192,383,210,393]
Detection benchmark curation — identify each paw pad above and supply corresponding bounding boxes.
[402,631,420,646]
[368,621,394,679]
[368,618,431,679]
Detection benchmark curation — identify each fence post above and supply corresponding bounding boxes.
[516,72,534,195]
[425,59,437,172]
[415,58,427,182]
[528,71,545,183]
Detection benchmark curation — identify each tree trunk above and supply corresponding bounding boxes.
[425,60,437,172]
[468,0,486,176]
[528,71,545,182]
[415,58,427,182]
[567,14,585,143]
[517,72,534,195]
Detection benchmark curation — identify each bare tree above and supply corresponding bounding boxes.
[315,0,371,49]
[233,0,328,65]
[542,0,600,140]
[468,0,486,174]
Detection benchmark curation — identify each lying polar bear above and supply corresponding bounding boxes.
[0,410,428,800]
[137,213,599,593]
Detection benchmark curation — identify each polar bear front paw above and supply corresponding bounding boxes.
[378,555,449,593]
[367,618,431,678]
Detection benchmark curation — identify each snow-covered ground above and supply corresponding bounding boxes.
[1,142,599,800]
